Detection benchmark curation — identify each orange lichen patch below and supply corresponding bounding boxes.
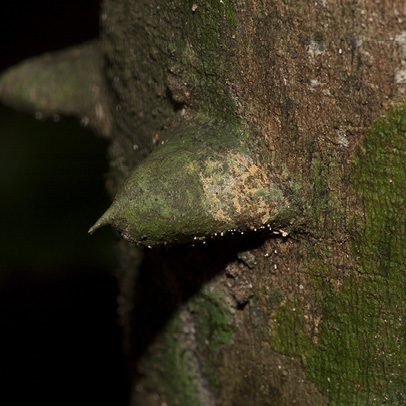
[199,150,283,227]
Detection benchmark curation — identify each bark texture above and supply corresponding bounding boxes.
[1,0,406,405]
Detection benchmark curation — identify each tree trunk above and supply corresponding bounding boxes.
[1,1,406,405]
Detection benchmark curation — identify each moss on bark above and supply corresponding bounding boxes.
[271,104,406,405]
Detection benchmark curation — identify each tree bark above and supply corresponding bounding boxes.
[2,1,406,405]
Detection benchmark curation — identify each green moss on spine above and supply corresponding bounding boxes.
[136,312,201,406]
[134,284,236,404]
[189,287,237,391]
[90,119,296,246]
[0,42,111,136]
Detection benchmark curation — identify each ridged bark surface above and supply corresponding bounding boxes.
[99,1,406,405]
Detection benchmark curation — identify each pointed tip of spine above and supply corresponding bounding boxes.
[88,206,115,234]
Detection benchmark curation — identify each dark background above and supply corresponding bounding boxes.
[0,2,129,405]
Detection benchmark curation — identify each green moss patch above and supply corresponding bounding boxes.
[271,103,406,405]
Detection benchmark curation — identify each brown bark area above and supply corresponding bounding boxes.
[98,1,406,405]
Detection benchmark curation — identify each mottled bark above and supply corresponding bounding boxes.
[2,1,406,405]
